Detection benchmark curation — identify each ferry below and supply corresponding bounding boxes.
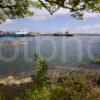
[0,30,32,37]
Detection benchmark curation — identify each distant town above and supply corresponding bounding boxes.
[0,30,73,37]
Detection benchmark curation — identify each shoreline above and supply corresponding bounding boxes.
[0,76,32,85]
[0,34,74,37]
[0,68,100,85]
[0,68,100,99]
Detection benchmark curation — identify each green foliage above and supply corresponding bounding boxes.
[0,68,100,100]
[71,11,84,20]
[0,0,34,23]
[0,55,100,100]
[25,75,98,100]
[25,54,50,100]
[50,85,71,100]
[44,0,100,19]
[91,57,100,65]
[32,1,43,8]
[79,63,87,69]
[26,87,50,100]
[32,53,49,89]
[50,77,89,100]
[0,0,100,23]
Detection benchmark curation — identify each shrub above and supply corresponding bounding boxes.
[25,53,50,100]
[32,53,49,89]
[50,77,96,100]
[26,87,50,100]
[91,57,100,64]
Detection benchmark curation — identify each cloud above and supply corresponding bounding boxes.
[76,24,100,30]
[83,12,100,18]
[29,7,100,21]
[54,8,70,15]
[29,8,70,21]
[3,19,15,24]
[73,24,100,34]
[29,8,51,21]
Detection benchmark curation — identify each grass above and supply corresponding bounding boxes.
[91,57,100,64]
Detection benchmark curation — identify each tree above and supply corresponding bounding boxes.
[0,0,100,23]
[32,53,49,89]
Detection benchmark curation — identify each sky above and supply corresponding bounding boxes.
[0,8,100,34]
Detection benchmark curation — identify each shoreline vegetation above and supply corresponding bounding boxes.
[0,68,100,85]
[0,68,100,100]
[0,54,100,100]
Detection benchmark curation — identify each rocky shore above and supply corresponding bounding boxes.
[0,68,100,100]
[0,76,32,85]
[0,68,100,85]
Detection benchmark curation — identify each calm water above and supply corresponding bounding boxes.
[0,35,100,77]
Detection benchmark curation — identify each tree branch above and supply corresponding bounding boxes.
[38,0,54,15]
